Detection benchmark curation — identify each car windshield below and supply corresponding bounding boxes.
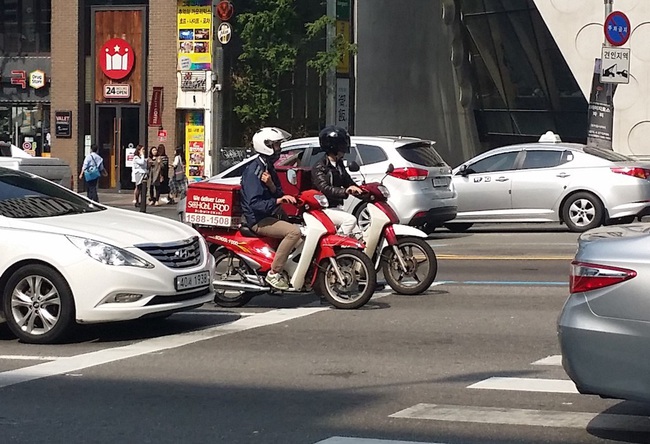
[583,147,633,162]
[0,169,105,218]
[396,141,447,167]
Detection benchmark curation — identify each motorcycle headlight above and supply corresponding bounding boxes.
[66,236,153,268]
[314,194,329,208]
[378,185,390,198]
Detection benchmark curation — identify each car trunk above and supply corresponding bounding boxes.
[395,141,453,195]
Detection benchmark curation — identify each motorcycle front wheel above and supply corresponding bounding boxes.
[212,250,257,307]
[315,249,376,309]
[381,237,437,295]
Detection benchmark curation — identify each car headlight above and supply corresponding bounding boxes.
[66,236,153,268]
[314,194,329,208]
[378,185,390,198]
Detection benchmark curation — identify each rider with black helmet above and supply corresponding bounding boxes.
[312,126,363,237]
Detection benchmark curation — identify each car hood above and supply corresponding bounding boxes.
[10,206,198,247]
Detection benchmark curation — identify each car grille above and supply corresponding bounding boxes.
[136,236,202,269]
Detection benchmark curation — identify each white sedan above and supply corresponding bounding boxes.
[0,166,215,344]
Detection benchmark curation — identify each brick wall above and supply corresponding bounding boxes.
[147,1,179,154]
[50,0,81,189]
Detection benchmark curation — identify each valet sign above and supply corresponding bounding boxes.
[99,38,135,80]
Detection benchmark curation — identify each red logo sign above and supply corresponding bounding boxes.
[99,38,135,80]
[216,1,234,21]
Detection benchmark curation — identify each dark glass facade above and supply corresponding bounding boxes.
[458,0,588,148]
[0,0,52,54]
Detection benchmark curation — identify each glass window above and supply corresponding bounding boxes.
[356,144,388,165]
[0,0,51,53]
[396,142,447,167]
[275,147,306,168]
[222,157,255,179]
[520,150,565,169]
[308,148,359,167]
[467,151,519,173]
[584,147,633,162]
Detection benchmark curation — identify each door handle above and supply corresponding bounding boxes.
[556,172,570,178]
[496,177,509,182]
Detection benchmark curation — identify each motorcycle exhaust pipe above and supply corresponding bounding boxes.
[212,280,270,293]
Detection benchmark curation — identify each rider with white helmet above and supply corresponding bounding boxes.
[240,127,301,290]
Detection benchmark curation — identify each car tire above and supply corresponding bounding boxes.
[353,203,372,232]
[2,264,75,344]
[562,192,604,232]
[443,223,473,233]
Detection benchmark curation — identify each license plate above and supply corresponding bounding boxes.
[175,271,211,291]
[433,177,448,187]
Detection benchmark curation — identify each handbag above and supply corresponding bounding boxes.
[83,155,101,182]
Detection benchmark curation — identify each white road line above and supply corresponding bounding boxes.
[390,404,650,431]
[468,377,578,394]
[316,438,446,444]
[0,307,327,389]
[532,355,562,366]
[0,355,61,361]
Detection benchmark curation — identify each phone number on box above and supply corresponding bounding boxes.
[186,213,233,226]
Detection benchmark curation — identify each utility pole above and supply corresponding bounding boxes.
[325,0,336,126]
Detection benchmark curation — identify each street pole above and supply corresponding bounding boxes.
[326,0,336,126]
[604,0,615,150]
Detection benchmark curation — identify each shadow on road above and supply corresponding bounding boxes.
[588,401,650,443]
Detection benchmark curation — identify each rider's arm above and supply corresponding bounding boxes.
[242,164,279,215]
[312,161,347,200]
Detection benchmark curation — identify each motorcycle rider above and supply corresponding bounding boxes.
[240,127,301,290]
[312,125,364,239]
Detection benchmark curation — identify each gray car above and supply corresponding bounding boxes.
[558,223,650,403]
[448,133,650,232]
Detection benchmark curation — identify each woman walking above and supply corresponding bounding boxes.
[169,146,189,220]
[157,144,172,204]
[131,144,148,207]
[79,144,107,202]
[147,145,163,205]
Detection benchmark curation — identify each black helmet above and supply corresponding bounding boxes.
[319,126,351,155]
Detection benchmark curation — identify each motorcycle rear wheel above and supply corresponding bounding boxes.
[381,236,437,295]
[315,249,376,309]
[212,250,257,308]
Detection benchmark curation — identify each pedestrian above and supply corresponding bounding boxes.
[131,144,148,207]
[147,145,163,205]
[169,146,189,220]
[157,144,171,204]
[79,144,107,202]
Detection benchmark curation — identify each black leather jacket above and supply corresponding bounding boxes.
[312,155,355,208]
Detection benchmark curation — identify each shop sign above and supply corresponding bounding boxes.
[28,70,46,89]
[55,111,72,138]
[216,1,234,21]
[180,71,207,91]
[217,22,232,45]
[103,84,131,98]
[177,1,212,71]
[158,129,168,142]
[148,87,164,127]
[99,38,135,80]
[10,70,26,89]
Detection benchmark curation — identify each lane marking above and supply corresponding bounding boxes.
[468,377,578,394]
[0,355,61,361]
[0,307,327,389]
[532,355,563,366]
[438,255,572,260]
[316,438,446,444]
[390,404,650,431]
[431,280,566,286]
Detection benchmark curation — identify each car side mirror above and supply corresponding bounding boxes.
[386,163,395,174]
[287,168,298,186]
[348,161,361,172]
[459,165,469,176]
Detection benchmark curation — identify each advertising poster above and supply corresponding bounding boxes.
[185,111,205,181]
[177,0,212,71]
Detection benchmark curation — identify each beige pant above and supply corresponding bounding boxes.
[252,218,302,273]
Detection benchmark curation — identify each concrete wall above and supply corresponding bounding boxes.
[534,0,650,156]
[354,0,479,167]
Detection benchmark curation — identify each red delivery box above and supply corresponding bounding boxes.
[185,181,242,228]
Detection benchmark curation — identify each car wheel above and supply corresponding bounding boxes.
[353,203,372,232]
[2,264,75,344]
[562,192,604,232]
[443,223,473,233]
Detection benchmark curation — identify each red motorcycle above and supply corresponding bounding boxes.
[195,171,377,309]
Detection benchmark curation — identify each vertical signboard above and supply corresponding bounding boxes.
[336,78,350,131]
[177,0,212,71]
[185,111,205,180]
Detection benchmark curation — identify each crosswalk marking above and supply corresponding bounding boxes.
[532,355,562,366]
[390,404,650,431]
[0,355,61,361]
[316,438,446,444]
[468,377,578,394]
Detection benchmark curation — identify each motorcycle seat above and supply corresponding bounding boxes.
[239,226,258,238]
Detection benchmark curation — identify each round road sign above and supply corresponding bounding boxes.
[604,11,631,46]
[218,22,232,45]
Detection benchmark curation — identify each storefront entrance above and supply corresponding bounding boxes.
[96,106,142,190]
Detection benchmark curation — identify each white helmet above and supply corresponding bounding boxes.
[252,127,292,156]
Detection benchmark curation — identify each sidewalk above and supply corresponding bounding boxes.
[96,190,181,221]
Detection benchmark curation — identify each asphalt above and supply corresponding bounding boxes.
[96,189,183,221]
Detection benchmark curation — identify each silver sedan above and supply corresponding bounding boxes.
[558,223,650,403]
[448,136,650,232]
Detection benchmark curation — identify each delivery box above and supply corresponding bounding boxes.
[185,182,241,228]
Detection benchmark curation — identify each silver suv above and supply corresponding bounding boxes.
[214,136,457,232]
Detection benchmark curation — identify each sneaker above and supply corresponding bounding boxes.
[265,272,289,290]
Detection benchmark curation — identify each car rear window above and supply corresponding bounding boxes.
[396,142,447,167]
[584,147,633,162]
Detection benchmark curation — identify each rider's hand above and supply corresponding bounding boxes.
[346,185,363,196]
[261,171,273,187]
[277,195,297,205]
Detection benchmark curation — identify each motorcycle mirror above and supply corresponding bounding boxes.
[287,168,298,186]
[386,163,395,174]
[348,161,361,172]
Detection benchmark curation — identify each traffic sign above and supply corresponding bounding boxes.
[216,1,234,21]
[218,22,232,45]
[601,47,630,84]
[604,11,631,46]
